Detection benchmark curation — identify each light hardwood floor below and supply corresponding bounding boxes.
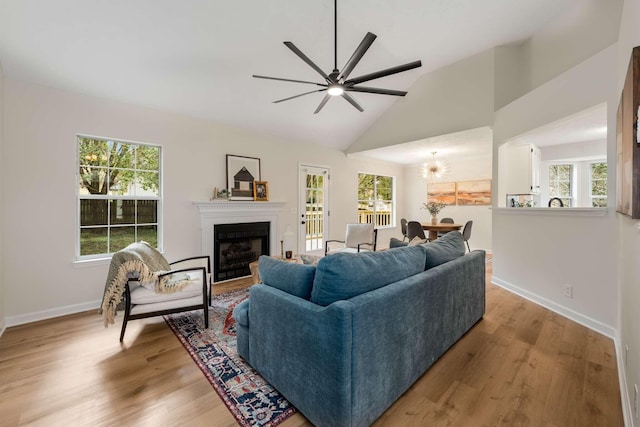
[0,261,623,426]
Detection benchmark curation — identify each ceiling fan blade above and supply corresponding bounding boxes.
[284,41,330,81]
[274,89,327,104]
[345,60,422,86]
[341,92,364,112]
[313,94,332,114]
[253,74,325,87]
[337,32,377,81]
[345,86,407,96]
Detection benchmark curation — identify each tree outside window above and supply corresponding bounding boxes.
[78,136,161,257]
[590,162,607,207]
[549,164,573,207]
[358,173,394,227]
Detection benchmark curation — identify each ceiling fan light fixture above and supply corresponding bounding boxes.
[253,0,421,113]
[328,85,344,96]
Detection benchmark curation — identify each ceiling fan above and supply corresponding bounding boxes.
[253,0,422,114]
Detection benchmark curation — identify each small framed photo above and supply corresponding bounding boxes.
[253,181,269,201]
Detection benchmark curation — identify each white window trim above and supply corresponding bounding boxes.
[548,163,574,207]
[357,172,396,229]
[76,134,163,260]
[589,161,607,207]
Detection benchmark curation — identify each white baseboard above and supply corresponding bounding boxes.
[0,318,6,338]
[491,276,616,339]
[614,336,634,427]
[5,299,102,328]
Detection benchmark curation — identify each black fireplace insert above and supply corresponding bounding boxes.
[214,222,269,281]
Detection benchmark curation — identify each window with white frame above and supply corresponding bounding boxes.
[77,136,161,258]
[548,164,573,207]
[357,173,394,228]
[590,162,607,207]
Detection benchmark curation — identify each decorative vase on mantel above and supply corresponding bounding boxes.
[431,216,438,225]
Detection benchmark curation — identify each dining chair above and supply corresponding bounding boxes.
[438,217,454,237]
[400,218,408,241]
[406,221,427,241]
[462,220,473,252]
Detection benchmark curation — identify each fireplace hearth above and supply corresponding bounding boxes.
[214,222,269,281]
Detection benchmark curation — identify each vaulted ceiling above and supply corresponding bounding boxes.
[0,0,608,151]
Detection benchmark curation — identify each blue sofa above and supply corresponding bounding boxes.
[233,231,485,427]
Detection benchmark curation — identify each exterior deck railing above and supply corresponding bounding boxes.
[303,210,392,246]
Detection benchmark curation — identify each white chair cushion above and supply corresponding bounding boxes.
[129,295,203,315]
[327,247,371,255]
[130,274,203,305]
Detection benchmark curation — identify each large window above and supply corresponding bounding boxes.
[357,173,394,228]
[590,162,607,207]
[77,136,161,258]
[548,164,573,207]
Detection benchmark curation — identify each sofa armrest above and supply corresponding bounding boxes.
[247,284,354,427]
[344,250,485,424]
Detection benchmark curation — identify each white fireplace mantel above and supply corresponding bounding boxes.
[193,201,286,279]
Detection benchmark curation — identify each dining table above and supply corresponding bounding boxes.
[421,223,463,242]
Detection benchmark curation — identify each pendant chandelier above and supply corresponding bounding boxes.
[421,151,448,182]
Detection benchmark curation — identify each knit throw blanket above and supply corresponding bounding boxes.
[99,241,190,326]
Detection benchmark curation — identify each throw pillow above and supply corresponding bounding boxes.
[408,236,428,246]
[259,256,316,300]
[300,254,322,265]
[424,231,466,270]
[311,245,427,306]
[389,237,408,248]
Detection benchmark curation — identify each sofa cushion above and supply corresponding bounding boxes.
[424,231,466,270]
[310,245,427,306]
[258,256,316,300]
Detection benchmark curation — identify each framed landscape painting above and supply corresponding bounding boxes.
[456,179,491,205]
[427,182,456,204]
[226,155,261,200]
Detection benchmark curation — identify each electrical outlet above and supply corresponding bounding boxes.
[563,284,573,298]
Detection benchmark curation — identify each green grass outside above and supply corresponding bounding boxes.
[80,226,158,256]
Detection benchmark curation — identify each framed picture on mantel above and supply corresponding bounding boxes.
[226,155,261,201]
[253,181,269,201]
[616,46,640,218]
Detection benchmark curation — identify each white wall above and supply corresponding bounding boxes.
[403,153,492,252]
[346,49,495,154]
[0,60,5,336]
[2,78,404,325]
[520,0,622,93]
[616,0,640,424]
[492,45,618,338]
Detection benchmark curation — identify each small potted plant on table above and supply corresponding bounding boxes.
[422,201,446,224]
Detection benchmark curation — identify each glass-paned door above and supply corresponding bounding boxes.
[299,165,329,254]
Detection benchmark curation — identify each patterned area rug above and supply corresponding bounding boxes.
[165,289,296,426]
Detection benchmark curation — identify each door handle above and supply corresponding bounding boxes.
[301,221,306,224]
